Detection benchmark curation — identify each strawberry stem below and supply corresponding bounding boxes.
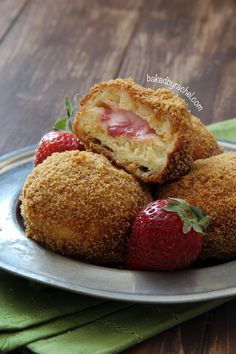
[163,198,210,235]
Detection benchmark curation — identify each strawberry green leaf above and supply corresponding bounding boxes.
[166,201,179,207]
[65,97,73,118]
[163,205,182,213]
[67,115,73,133]
[190,205,205,219]
[53,117,67,130]
[198,215,210,229]
[192,223,205,234]
[177,211,186,222]
[183,219,192,234]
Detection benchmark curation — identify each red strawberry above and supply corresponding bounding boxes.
[34,97,84,166]
[34,131,84,165]
[125,198,210,271]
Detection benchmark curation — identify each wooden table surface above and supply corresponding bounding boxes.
[0,0,235,353]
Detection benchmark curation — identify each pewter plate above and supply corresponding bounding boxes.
[0,141,235,303]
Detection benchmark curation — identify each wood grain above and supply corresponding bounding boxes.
[0,0,144,154]
[0,0,28,41]
[118,0,236,124]
[123,313,209,354]
[0,0,235,353]
[202,299,236,354]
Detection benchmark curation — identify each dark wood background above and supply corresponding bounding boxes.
[0,0,235,353]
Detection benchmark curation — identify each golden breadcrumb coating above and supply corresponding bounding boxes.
[153,87,222,160]
[190,115,223,160]
[74,78,194,183]
[157,153,236,260]
[21,151,152,264]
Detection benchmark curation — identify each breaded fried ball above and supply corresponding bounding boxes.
[157,153,236,260]
[74,78,194,183]
[190,115,223,161]
[21,151,152,264]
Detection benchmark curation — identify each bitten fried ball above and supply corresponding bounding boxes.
[21,151,152,264]
[157,153,236,260]
[190,115,223,161]
[74,78,194,183]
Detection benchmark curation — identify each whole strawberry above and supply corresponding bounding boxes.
[35,97,84,166]
[125,198,210,271]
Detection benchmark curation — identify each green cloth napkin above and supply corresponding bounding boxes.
[208,118,236,142]
[0,270,229,353]
[0,118,235,353]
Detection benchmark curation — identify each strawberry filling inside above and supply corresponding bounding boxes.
[100,107,156,139]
